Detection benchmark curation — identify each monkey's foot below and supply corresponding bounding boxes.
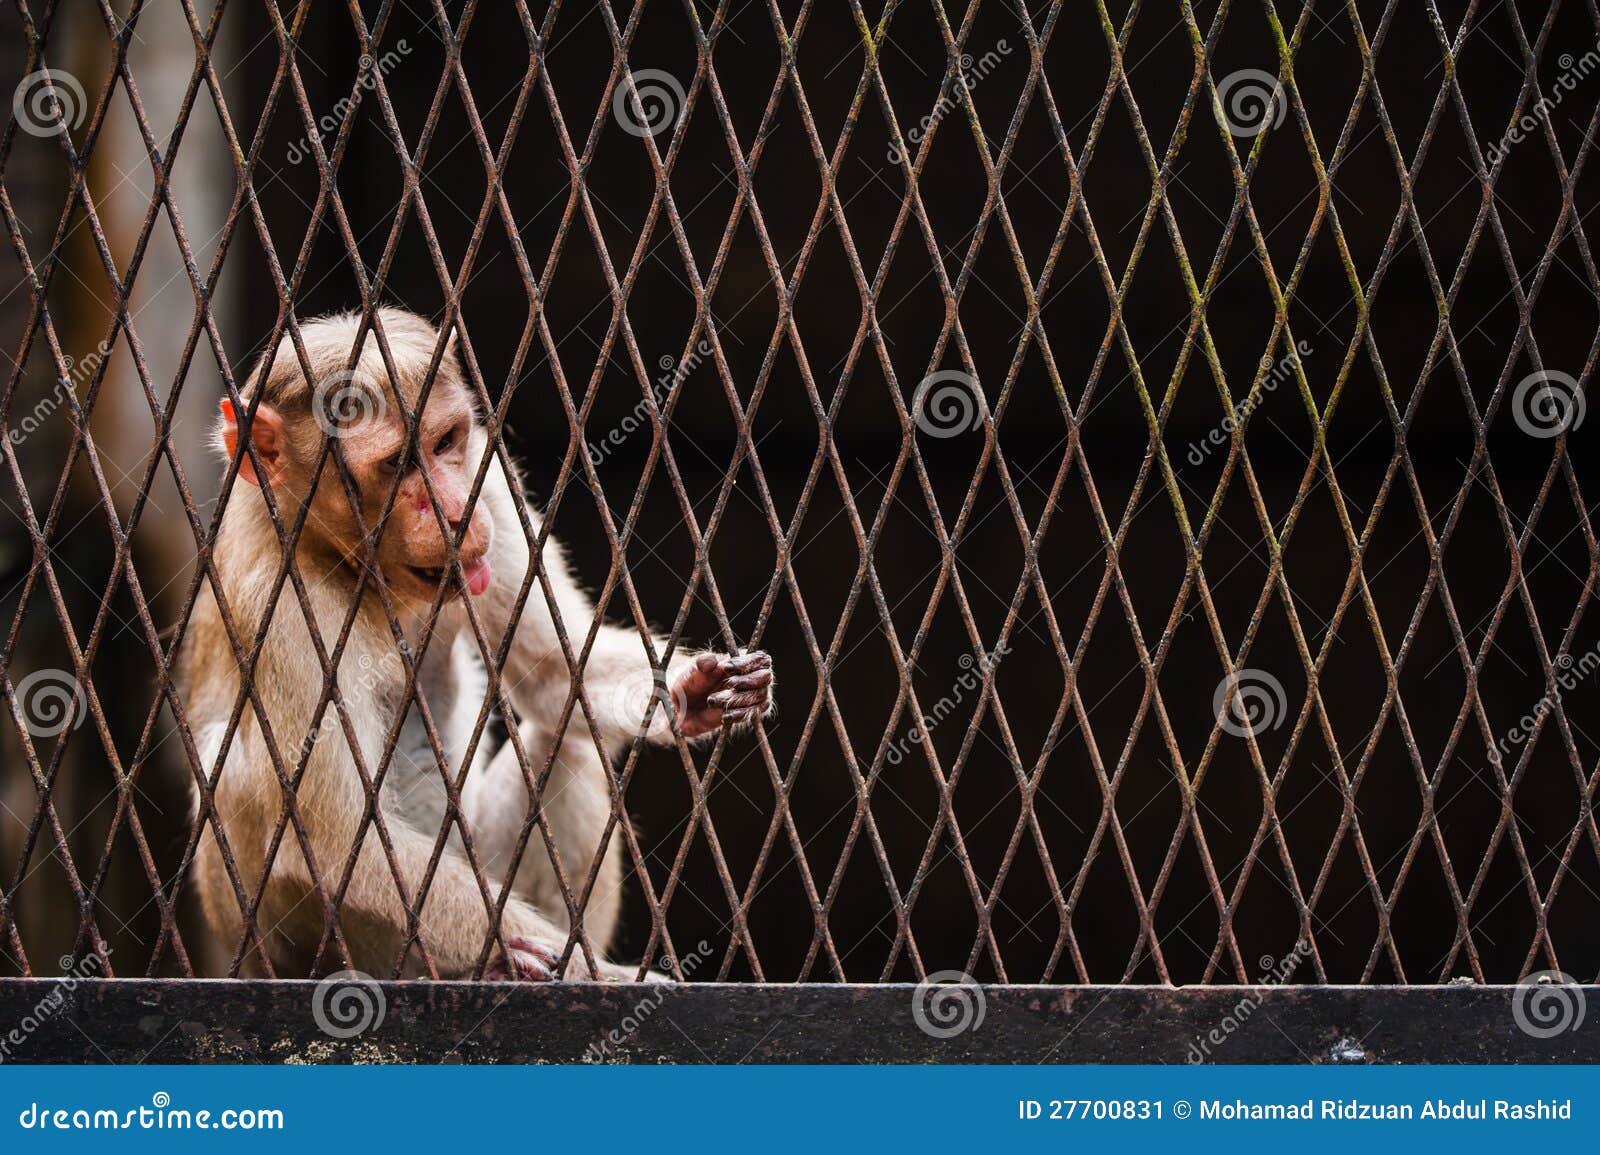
[486,936,562,981]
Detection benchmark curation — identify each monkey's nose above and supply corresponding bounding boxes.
[413,487,467,524]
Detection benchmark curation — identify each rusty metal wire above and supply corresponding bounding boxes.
[1,0,1598,987]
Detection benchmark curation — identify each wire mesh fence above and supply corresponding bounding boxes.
[0,0,1598,988]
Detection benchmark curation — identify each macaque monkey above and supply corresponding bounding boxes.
[177,308,773,981]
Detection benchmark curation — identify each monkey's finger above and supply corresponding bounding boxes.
[516,956,555,981]
[707,689,769,711]
[516,955,555,981]
[486,952,547,982]
[723,670,773,693]
[683,651,770,694]
[506,935,555,957]
[680,653,731,695]
[503,936,560,982]
[506,936,561,965]
[720,706,762,727]
[726,651,772,674]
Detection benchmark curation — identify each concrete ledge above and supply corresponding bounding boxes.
[0,980,1592,1064]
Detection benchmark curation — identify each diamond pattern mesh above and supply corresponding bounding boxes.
[1,1,1598,984]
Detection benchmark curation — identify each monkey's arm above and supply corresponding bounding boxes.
[471,454,772,761]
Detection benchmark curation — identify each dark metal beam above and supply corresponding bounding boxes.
[0,980,1592,1064]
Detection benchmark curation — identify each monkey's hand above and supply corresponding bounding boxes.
[675,651,774,738]
[485,936,562,981]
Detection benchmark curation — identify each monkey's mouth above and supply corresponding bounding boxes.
[406,557,491,597]
[406,564,453,592]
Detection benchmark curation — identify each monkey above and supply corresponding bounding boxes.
[175,307,773,982]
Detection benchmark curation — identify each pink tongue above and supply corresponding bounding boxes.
[464,556,492,596]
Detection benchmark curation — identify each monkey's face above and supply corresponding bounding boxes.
[292,382,492,607]
[331,383,494,607]
[219,312,496,610]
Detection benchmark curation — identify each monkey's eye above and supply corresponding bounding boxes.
[433,428,456,456]
[379,450,403,474]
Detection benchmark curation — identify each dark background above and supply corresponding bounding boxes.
[3,0,1599,984]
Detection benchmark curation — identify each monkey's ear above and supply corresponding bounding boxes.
[219,399,290,488]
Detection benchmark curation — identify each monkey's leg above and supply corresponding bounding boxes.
[466,718,641,977]
[193,830,263,976]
